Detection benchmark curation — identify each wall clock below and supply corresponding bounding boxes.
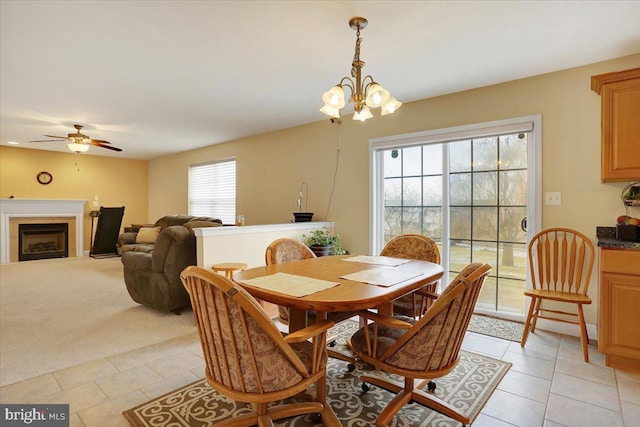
[36,171,53,185]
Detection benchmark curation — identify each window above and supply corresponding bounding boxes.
[370,116,541,319]
[188,159,236,224]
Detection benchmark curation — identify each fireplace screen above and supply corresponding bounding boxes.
[18,223,69,261]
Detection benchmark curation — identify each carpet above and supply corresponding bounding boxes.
[0,256,195,387]
[467,314,525,342]
[124,321,511,427]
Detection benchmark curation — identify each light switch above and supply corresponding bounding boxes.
[545,192,561,205]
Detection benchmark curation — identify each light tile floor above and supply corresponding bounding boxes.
[1,311,639,427]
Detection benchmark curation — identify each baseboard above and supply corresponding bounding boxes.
[533,318,598,342]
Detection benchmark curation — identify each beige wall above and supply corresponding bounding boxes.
[0,146,149,251]
[149,54,640,326]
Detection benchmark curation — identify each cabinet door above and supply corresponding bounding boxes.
[592,68,640,182]
[601,78,640,181]
[599,272,640,358]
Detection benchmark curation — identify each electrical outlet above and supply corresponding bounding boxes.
[545,192,562,205]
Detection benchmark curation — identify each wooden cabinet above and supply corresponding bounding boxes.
[598,248,640,372]
[591,68,640,182]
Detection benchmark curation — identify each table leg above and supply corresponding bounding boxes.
[288,308,307,332]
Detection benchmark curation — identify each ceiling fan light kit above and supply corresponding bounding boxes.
[67,142,90,153]
[29,124,122,153]
[320,17,401,122]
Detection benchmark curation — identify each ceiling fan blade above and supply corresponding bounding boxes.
[29,139,65,143]
[43,135,68,139]
[93,142,123,152]
[89,139,112,145]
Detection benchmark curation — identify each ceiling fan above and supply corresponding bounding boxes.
[29,124,123,152]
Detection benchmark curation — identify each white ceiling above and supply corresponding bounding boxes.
[1,1,639,160]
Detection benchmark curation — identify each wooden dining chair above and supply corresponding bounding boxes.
[349,263,491,426]
[265,238,317,325]
[521,228,595,362]
[380,234,441,318]
[180,266,341,427]
[265,238,357,370]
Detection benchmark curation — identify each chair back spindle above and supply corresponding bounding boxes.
[529,228,594,296]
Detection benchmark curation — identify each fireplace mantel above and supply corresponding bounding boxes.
[0,199,86,263]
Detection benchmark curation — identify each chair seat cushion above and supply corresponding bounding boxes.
[350,315,416,358]
[524,289,592,304]
[119,243,154,255]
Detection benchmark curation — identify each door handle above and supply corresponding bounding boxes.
[521,217,527,232]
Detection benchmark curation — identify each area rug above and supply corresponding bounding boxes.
[124,320,511,427]
[468,314,525,342]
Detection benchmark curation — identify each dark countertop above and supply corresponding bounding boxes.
[596,226,640,250]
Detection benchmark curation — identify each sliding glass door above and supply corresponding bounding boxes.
[370,117,541,319]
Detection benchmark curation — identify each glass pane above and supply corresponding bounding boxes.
[472,241,498,267]
[498,278,526,315]
[450,207,471,239]
[383,149,402,177]
[384,207,401,240]
[423,176,442,205]
[423,207,442,240]
[450,140,471,173]
[473,171,498,205]
[449,240,470,273]
[500,134,527,170]
[472,207,497,241]
[384,178,402,207]
[450,173,471,205]
[403,146,422,176]
[476,276,497,312]
[403,177,421,206]
[499,243,527,280]
[473,137,498,171]
[401,207,421,234]
[499,207,527,243]
[422,144,442,175]
[500,170,527,205]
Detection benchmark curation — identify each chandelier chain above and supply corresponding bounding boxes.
[351,27,363,78]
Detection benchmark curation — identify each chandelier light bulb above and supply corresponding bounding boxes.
[322,86,346,109]
[320,104,341,119]
[365,83,390,108]
[353,105,373,121]
[381,96,402,115]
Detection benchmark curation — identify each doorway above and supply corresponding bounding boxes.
[369,116,541,319]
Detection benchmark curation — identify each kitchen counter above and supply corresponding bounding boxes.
[596,226,640,250]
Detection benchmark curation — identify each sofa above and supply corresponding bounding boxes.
[120,215,222,313]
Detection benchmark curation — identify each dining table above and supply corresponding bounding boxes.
[233,254,445,332]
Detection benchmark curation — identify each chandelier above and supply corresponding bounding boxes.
[320,17,402,122]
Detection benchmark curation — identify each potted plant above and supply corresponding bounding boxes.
[302,228,347,257]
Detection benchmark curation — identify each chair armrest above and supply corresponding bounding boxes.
[284,320,335,344]
[358,310,413,330]
[416,288,439,300]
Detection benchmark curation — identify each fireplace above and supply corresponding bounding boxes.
[0,198,86,264]
[18,223,69,261]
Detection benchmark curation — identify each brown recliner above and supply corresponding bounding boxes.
[121,215,222,313]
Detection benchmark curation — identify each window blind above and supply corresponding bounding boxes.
[188,159,236,225]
